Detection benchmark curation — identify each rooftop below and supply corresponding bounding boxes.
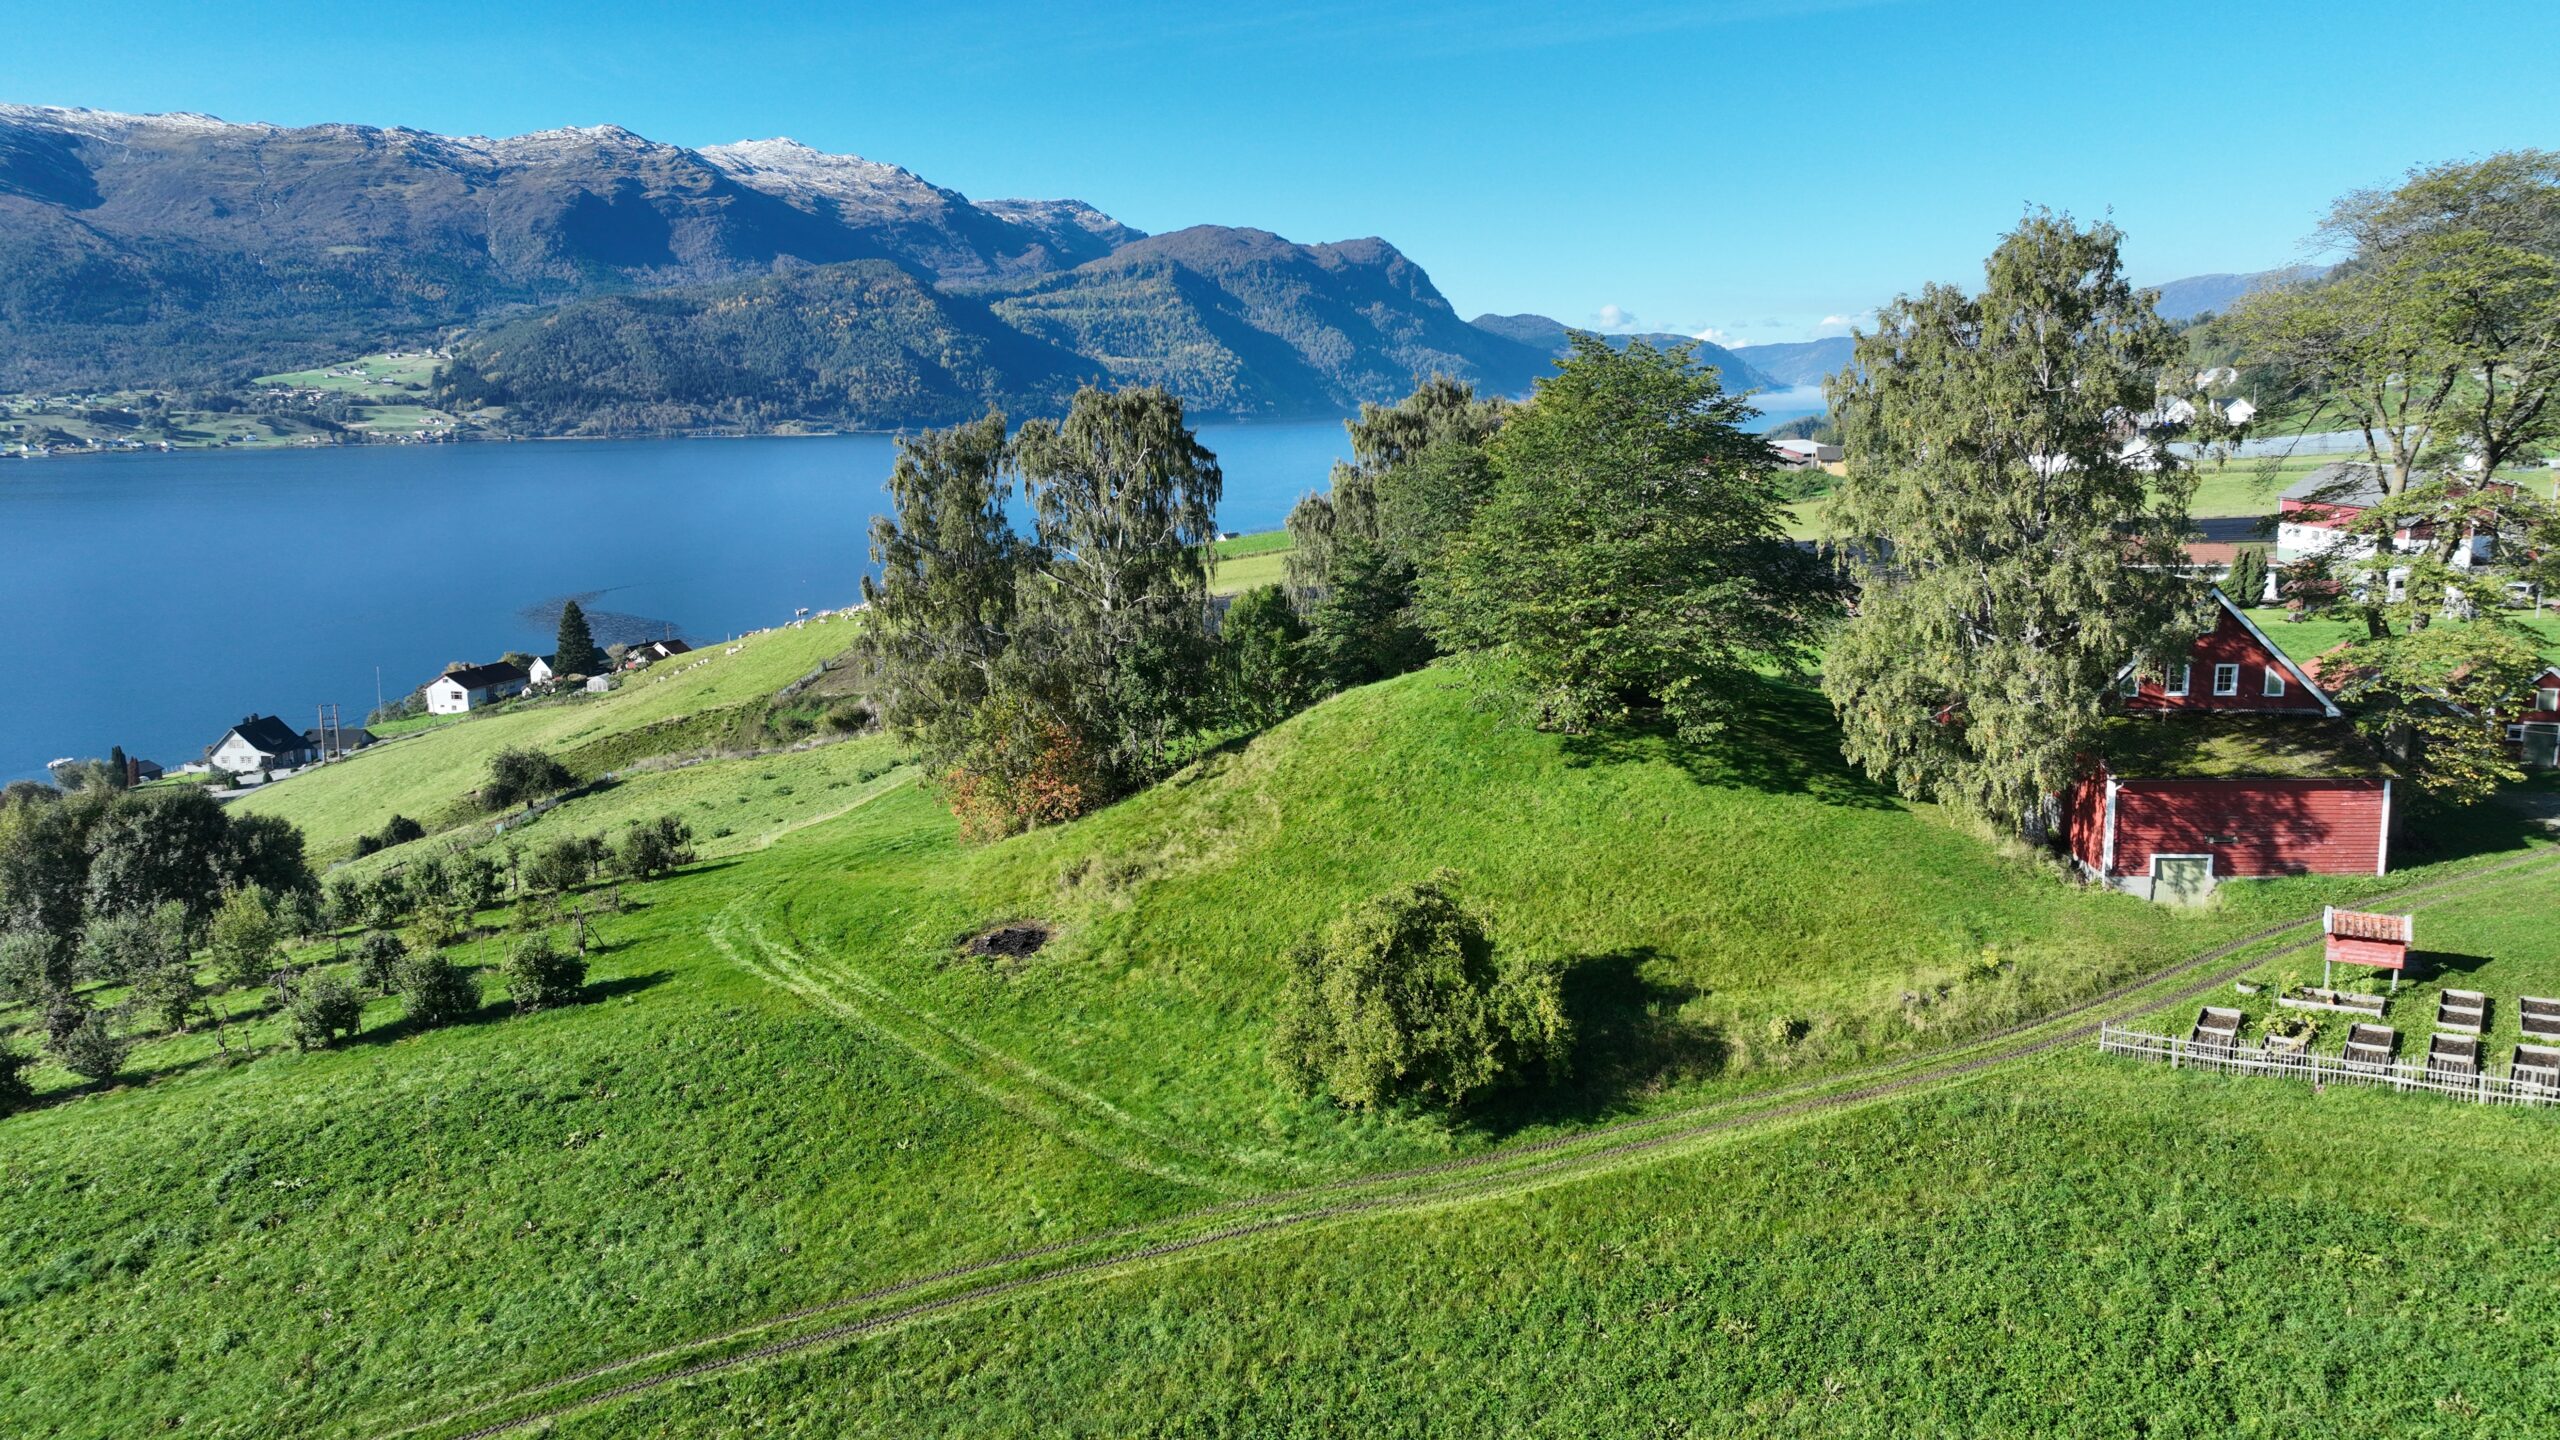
[2098,713,2393,781]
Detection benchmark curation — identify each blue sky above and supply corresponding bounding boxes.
[7,0,2555,345]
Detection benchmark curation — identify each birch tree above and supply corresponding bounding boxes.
[1824,212,2198,835]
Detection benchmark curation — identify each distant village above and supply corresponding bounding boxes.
[53,635,699,794]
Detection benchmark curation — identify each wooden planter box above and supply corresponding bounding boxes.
[2278,986,2388,1017]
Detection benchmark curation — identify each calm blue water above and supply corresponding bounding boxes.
[0,397,1825,782]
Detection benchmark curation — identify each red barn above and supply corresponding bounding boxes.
[2510,664,2560,769]
[2063,588,2395,901]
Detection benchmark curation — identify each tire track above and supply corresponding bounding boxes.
[708,910,1246,1194]
[392,846,2560,1440]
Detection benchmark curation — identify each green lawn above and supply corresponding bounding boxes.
[551,1034,2560,1439]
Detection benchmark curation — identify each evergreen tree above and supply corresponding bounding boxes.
[2227,546,2270,608]
[552,601,603,678]
[107,745,129,790]
[1823,212,2197,835]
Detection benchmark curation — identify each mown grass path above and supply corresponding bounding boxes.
[391,845,2560,1440]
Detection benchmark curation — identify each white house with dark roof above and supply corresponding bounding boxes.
[424,661,530,715]
[207,714,320,775]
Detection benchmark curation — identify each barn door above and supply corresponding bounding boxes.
[2154,855,2217,905]
[2526,725,2560,770]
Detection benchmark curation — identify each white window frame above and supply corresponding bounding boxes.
[2212,663,2240,696]
[2167,663,2190,697]
[2541,687,2559,712]
[2263,668,2287,697]
[2511,724,2530,741]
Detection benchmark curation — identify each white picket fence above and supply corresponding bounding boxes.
[2097,1023,2560,1109]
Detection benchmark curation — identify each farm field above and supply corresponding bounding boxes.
[9,651,2553,1438]
[1210,529,1291,596]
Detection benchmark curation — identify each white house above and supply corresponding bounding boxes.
[208,714,320,776]
[2274,463,2498,587]
[1770,437,1843,468]
[526,654,558,686]
[424,661,530,715]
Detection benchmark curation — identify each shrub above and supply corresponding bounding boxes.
[614,815,697,879]
[1270,872,1571,1111]
[48,1012,129,1083]
[127,959,208,1034]
[0,1043,30,1111]
[279,972,363,1050]
[352,813,427,858]
[353,931,408,992]
[205,886,283,992]
[527,834,608,893]
[500,933,587,1013]
[483,748,574,811]
[396,951,479,1028]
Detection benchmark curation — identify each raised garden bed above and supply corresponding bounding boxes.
[2278,985,2388,1018]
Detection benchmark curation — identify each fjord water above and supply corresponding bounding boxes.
[1,393,1825,782]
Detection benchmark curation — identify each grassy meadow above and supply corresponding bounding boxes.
[8,613,2559,1436]
[232,617,859,857]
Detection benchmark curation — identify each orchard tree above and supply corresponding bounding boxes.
[1824,212,2199,834]
[206,886,284,992]
[1422,336,1820,739]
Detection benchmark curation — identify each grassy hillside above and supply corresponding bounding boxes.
[6,661,2551,1437]
[232,617,859,857]
[527,862,2560,1439]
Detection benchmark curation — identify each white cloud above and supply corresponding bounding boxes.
[1690,326,1734,346]
[1592,304,1642,332]
[1817,310,1875,332]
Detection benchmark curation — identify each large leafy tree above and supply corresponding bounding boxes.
[1422,336,1817,739]
[1013,386,1223,791]
[1285,376,1507,610]
[2230,150,2560,492]
[858,412,1022,774]
[1824,212,2198,834]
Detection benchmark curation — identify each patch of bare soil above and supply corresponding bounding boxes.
[962,921,1054,962]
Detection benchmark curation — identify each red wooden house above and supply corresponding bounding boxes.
[2509,664,2560,770]
[2063,588,2395,901]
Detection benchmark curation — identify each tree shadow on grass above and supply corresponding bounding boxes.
[1462,947,1726,1138]
[1558,682,1898,810]
[2398,794,2552,868]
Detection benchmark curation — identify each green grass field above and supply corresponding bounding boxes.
[10,632,2560,1437]
[253,352,443,396]
[233,619,859,857]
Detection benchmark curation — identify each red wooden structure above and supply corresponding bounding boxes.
[2062,588,2394,899]
[2323,906,2413,991]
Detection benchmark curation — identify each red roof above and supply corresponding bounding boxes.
[2327,909,2411,943]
